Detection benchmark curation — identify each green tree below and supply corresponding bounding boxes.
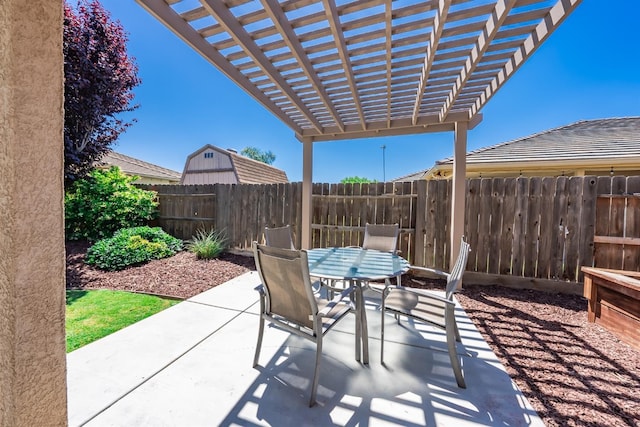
[241,146,276,165]
[340,176,377,184]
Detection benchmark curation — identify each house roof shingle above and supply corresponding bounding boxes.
[394,117,640,181]
[101,151,182,181]
[438,117,640,166]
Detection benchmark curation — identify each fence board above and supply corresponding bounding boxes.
[320,183,330,247]
[564,178,583,281]
[465,178,481,271]
[537,177,555,279]
[291,182,301,249]
[624,197,640,270]
[524,178,542,278]
[434,180,449,270]
[549,177,567,279]
[351,183,363,246]
[500,178,516,275]
[488,178,504,274]
[328,183,339,246]
[414,180,427,266]
[577,177,597,279]
[425,180,439,267]
[476,179,492,273]
[512,177,528,277]
[400,182,414,260]
[612,175,627,195]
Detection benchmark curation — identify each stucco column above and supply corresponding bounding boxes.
[451,121,467,271]
[0,1,68,426]
[301,140,313,249]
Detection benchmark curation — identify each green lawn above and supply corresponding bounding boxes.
[66,290,180,352]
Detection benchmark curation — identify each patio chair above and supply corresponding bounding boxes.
[362,223,400,254]
[325,223,402,298]
[380,238,470,388]
[252,242,359,407]
[264,225,295,249]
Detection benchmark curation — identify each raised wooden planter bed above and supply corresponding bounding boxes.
[581,267,640,350]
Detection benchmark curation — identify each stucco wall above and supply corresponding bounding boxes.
[0,1,67,426]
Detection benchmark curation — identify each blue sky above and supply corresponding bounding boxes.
[100,1,640,183]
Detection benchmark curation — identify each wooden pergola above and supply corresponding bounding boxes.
[136,0,581,260]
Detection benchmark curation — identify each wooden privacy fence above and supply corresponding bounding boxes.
[139,175,640,286]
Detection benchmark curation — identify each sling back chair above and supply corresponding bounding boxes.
[325,223,401,298]
[362,223,400,253]
[252,242,360,406]
[380,238,471,388]
[264,225,295,250]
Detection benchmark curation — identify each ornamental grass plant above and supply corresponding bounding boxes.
[186,229,227,260]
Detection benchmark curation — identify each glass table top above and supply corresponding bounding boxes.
[307,247,410,281]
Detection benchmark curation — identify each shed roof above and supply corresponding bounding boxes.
[184,144,289,184]
[136,0,581,143]
[228,148,289,183]
[101,151,182,181]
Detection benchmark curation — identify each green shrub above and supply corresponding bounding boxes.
[186,229,227,260]
[65,166,158,241]
[86,226,183,271]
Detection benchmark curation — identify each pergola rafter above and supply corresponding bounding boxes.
[321,0,366,130]
[471,0,582,117]
[260,0,345,132]
[200,0,326,132]
[412,0,451,125]
[439,0,517,122]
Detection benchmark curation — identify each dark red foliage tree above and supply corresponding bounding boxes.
[63,0,140,187]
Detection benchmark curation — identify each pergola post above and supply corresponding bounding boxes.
[451,121,468,270]
[301,140,313,249]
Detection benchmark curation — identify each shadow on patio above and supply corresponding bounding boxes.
[67,272,542,426]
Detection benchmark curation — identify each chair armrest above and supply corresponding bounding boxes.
[321,279,348,291]
[318,285,356,316]
[384,285,455,307]
[396,287,455,306]
[409,265,450,279]
[254,284,265,295]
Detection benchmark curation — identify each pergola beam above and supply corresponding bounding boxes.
[297,111,483,143]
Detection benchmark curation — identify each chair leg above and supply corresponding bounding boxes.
[380,306,386,365]
[445,309,466,388]
[253,314,265,367]
[309,336,322,407]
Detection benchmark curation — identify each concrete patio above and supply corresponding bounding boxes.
[67,271,543,426]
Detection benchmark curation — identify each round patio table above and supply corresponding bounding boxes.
[307,247,410,364]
